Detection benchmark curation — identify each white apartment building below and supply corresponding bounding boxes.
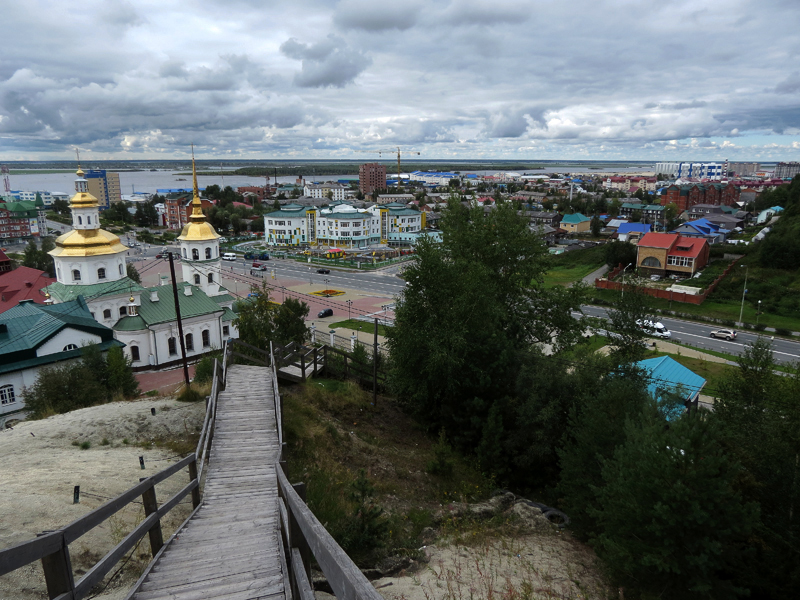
[304,182,348,201]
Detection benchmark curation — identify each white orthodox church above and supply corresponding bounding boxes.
[45,164,238,368]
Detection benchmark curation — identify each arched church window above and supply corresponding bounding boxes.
[202,330,210,347]
[119,306,127,317]
[182,248,187,258]
[103,309,111,319]
[207,273,213,284]
[72,269,81,281]
[205,247,211,259]
[168,337,177,355]
[131,346,140,361]
[194,274,200,285]
[119,264,123,275]
[87,216,91,224]
[97,268,106,280]
[192,248,199,260]
[78,216,82,224]
[63,344,78,351]
[185,333,194,351]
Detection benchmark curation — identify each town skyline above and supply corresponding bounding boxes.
[0,0,799,162]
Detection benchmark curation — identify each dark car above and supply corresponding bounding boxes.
[317,268,330,274]
[155,252,167,259]
[317,308,333,318]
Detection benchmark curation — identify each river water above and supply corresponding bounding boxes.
[7,164,653,196]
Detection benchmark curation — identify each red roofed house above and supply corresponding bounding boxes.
[636,232,709,278]
[0,266,56,314]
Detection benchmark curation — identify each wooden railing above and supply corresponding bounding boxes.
[0,355,226,600]
[268,342,383,600]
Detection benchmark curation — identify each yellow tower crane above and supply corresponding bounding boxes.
[376,147,420,189]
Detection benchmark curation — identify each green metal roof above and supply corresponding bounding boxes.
[45,277,146,303]
[561,213,591,224]
[265,206,309,218]
[325,211,367,219]
[221,306,237,322]
[386,207,421,216]
[134,282,223,327]
[113,314,147,332]
[213,293,235,305]
[0,297,119,371]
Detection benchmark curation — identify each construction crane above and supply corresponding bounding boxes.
[1,165,10,195]
[376,147,420,188]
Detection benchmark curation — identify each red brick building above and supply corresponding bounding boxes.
[0,266,56,314]
[636,233,709,278]
[164,194,214,230]
[359,163,387,196]
[660,183,741,212]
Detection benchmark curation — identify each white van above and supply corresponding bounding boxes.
[222,253,237,261]
[636,319,671,339]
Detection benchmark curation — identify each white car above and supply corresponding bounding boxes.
[636,319,672,339]
[222,253,237,261]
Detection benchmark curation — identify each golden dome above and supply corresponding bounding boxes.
[70,192,100,209]
[49,229,128,257]
[177,148,220,243]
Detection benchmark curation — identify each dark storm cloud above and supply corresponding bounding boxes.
[280,35,371,88]
[333,0,422,31]
[0,0,799,159]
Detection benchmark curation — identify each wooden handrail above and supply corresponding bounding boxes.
[0,454,200,599]
[276,466,383,600]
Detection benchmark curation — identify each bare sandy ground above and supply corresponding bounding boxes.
[375,533,608,600]
[0,397,205,600]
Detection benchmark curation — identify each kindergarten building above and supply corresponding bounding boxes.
[263,201,427,249]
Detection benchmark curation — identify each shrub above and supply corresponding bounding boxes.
[193,352,221,385]
[426,429,455,478]
[775,327,792,336]
[177,385,203,403]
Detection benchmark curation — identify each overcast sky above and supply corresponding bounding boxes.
[1,0,799,162]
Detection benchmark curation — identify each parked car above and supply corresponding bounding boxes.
[317,268,330,274]
[710,328,736,340]
[155,252,166,259]
[317,308,333,318]
[252,261,264,268]
[253,264,268,271]
[222,253,237,261]
[636,319,672,339]
[650,274,661,281]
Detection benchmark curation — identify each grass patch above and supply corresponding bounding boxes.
[328,319,391,336]
[281,377,493,566]
[543,245,606,287]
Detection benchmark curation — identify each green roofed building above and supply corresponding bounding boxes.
[0,296,122,425]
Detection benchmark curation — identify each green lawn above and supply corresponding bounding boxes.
[330,319,391,336]
[543,245,607,287]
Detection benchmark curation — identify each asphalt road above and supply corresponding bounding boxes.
[579,305,800,365]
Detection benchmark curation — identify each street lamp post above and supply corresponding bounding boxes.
[346,299,353,320]
[738,264,749,327]
[621,263,633,300]
[756,299,762,327]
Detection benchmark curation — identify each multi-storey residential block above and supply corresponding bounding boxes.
[774,162,800,179]
[359,163,387,196]
[660,183,741,212]
[655,162,724,179]
[84,170,122,209]
[304,182,347,201]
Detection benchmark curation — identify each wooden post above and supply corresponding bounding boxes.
[313,347,318,374]
[323,346,328,376]
[39,532,74,600]
[344,355,348,379]
[140,479,164,557]
[373,317,378,405]
[188,457,201,509]
[300,351,306,382]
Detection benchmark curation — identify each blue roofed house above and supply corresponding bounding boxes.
[756,205,784,225]
[0,297,123,426]
[672,218,730,244]
[616,222,651,243]
[635,355,707,417]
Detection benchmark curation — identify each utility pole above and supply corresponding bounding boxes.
[373,317,378,406]
[168,252,191,386]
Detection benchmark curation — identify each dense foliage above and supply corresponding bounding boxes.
[22,345,139,418]
[387,198,800,598]
[22,237,55,275]
[233,282,310,352]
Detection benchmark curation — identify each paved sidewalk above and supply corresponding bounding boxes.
[136,365,196,396]
[580,264,609,286]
